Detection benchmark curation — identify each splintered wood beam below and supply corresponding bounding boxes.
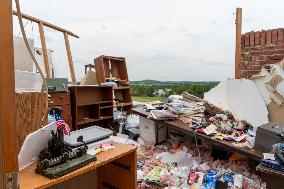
[64,32,77,85]
[38,21,51,78]
[235,7,242,79]
[0,0,19,188]
[13,10,79,38]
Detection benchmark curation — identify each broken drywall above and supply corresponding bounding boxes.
[250,68,272,105]
[226,79,269,128]
[204,78,269,129]
[204,79,231,112]
[205,61,284,128]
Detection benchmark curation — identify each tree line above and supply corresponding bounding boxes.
[130,82,219,98]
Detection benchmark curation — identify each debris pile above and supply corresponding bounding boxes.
[137,140,266,189]
[146,92,255,149]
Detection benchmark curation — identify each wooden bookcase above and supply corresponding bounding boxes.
[94,55,133,114]
[69,86,113,130]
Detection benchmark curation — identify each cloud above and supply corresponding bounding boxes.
[154,26,165,31]
[101,25,108,30]
[16,0,284,81]
[193,58,233,67]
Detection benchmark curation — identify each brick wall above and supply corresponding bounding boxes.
[241,28,284,78]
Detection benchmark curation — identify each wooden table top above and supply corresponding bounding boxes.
[132,106,263,160]
[257,164,284,177]
[20,142,137,189]
[132,107,151,118]
[166,119,263,161]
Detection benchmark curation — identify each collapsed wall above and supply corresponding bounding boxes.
[241,28,284,78]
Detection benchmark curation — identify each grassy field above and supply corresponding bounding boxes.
[132,96,166,102]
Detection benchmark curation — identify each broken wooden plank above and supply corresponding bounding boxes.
[64,32,77,85]
[38,21,51,78]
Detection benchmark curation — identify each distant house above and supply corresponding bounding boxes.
[165,88,172,93]
[153,89,167,96]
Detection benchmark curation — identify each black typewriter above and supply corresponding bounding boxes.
[36,126,96,179]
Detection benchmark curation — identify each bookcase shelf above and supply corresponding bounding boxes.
[70,85,113,130]
[94,55,133,114]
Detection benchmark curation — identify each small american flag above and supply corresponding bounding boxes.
[55,114,71,135]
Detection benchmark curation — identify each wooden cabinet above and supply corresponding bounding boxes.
[95,55,133,114]
[49,92,73,130]
[69,86,113,130]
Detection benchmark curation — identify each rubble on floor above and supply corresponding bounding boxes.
[137,140,266,189]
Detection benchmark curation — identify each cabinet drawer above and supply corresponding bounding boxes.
[50,105,71,118]
[50,92,70,105]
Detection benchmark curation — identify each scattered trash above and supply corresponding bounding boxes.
[136,140,266,189]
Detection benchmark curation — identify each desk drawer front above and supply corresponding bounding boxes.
[50,92,70,106]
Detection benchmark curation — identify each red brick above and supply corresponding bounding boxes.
[277,28,284,45]
[241,36,245,48]
[255,61,267,66]
[272,29,278,44]
[271,54,284,60]
[252,65,263,70]
[266,30,272,45]
[254,31,260,46]
[268,59,282,64]
[260,30,266,46]
[241,28,284,78]
[250,31,255,46]
[244,33,250,47]
[255,55,266,62]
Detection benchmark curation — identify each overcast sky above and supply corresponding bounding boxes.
[12,0,284,81]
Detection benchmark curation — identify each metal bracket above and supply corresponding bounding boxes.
[4,172,18,189]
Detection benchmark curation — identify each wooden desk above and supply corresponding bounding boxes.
[20,143,137,189]
[165,119,263,161]
[132,107,262,161]
[132,107,151,118]
[256,165,284,189]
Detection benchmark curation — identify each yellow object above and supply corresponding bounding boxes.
[203,124,217,135]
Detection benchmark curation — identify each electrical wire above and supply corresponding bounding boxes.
[15,0,49,126]
[17,20,30,36]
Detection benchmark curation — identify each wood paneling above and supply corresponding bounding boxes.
[15,92,48,148]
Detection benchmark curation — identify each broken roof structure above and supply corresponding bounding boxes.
[204,61,284,130]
